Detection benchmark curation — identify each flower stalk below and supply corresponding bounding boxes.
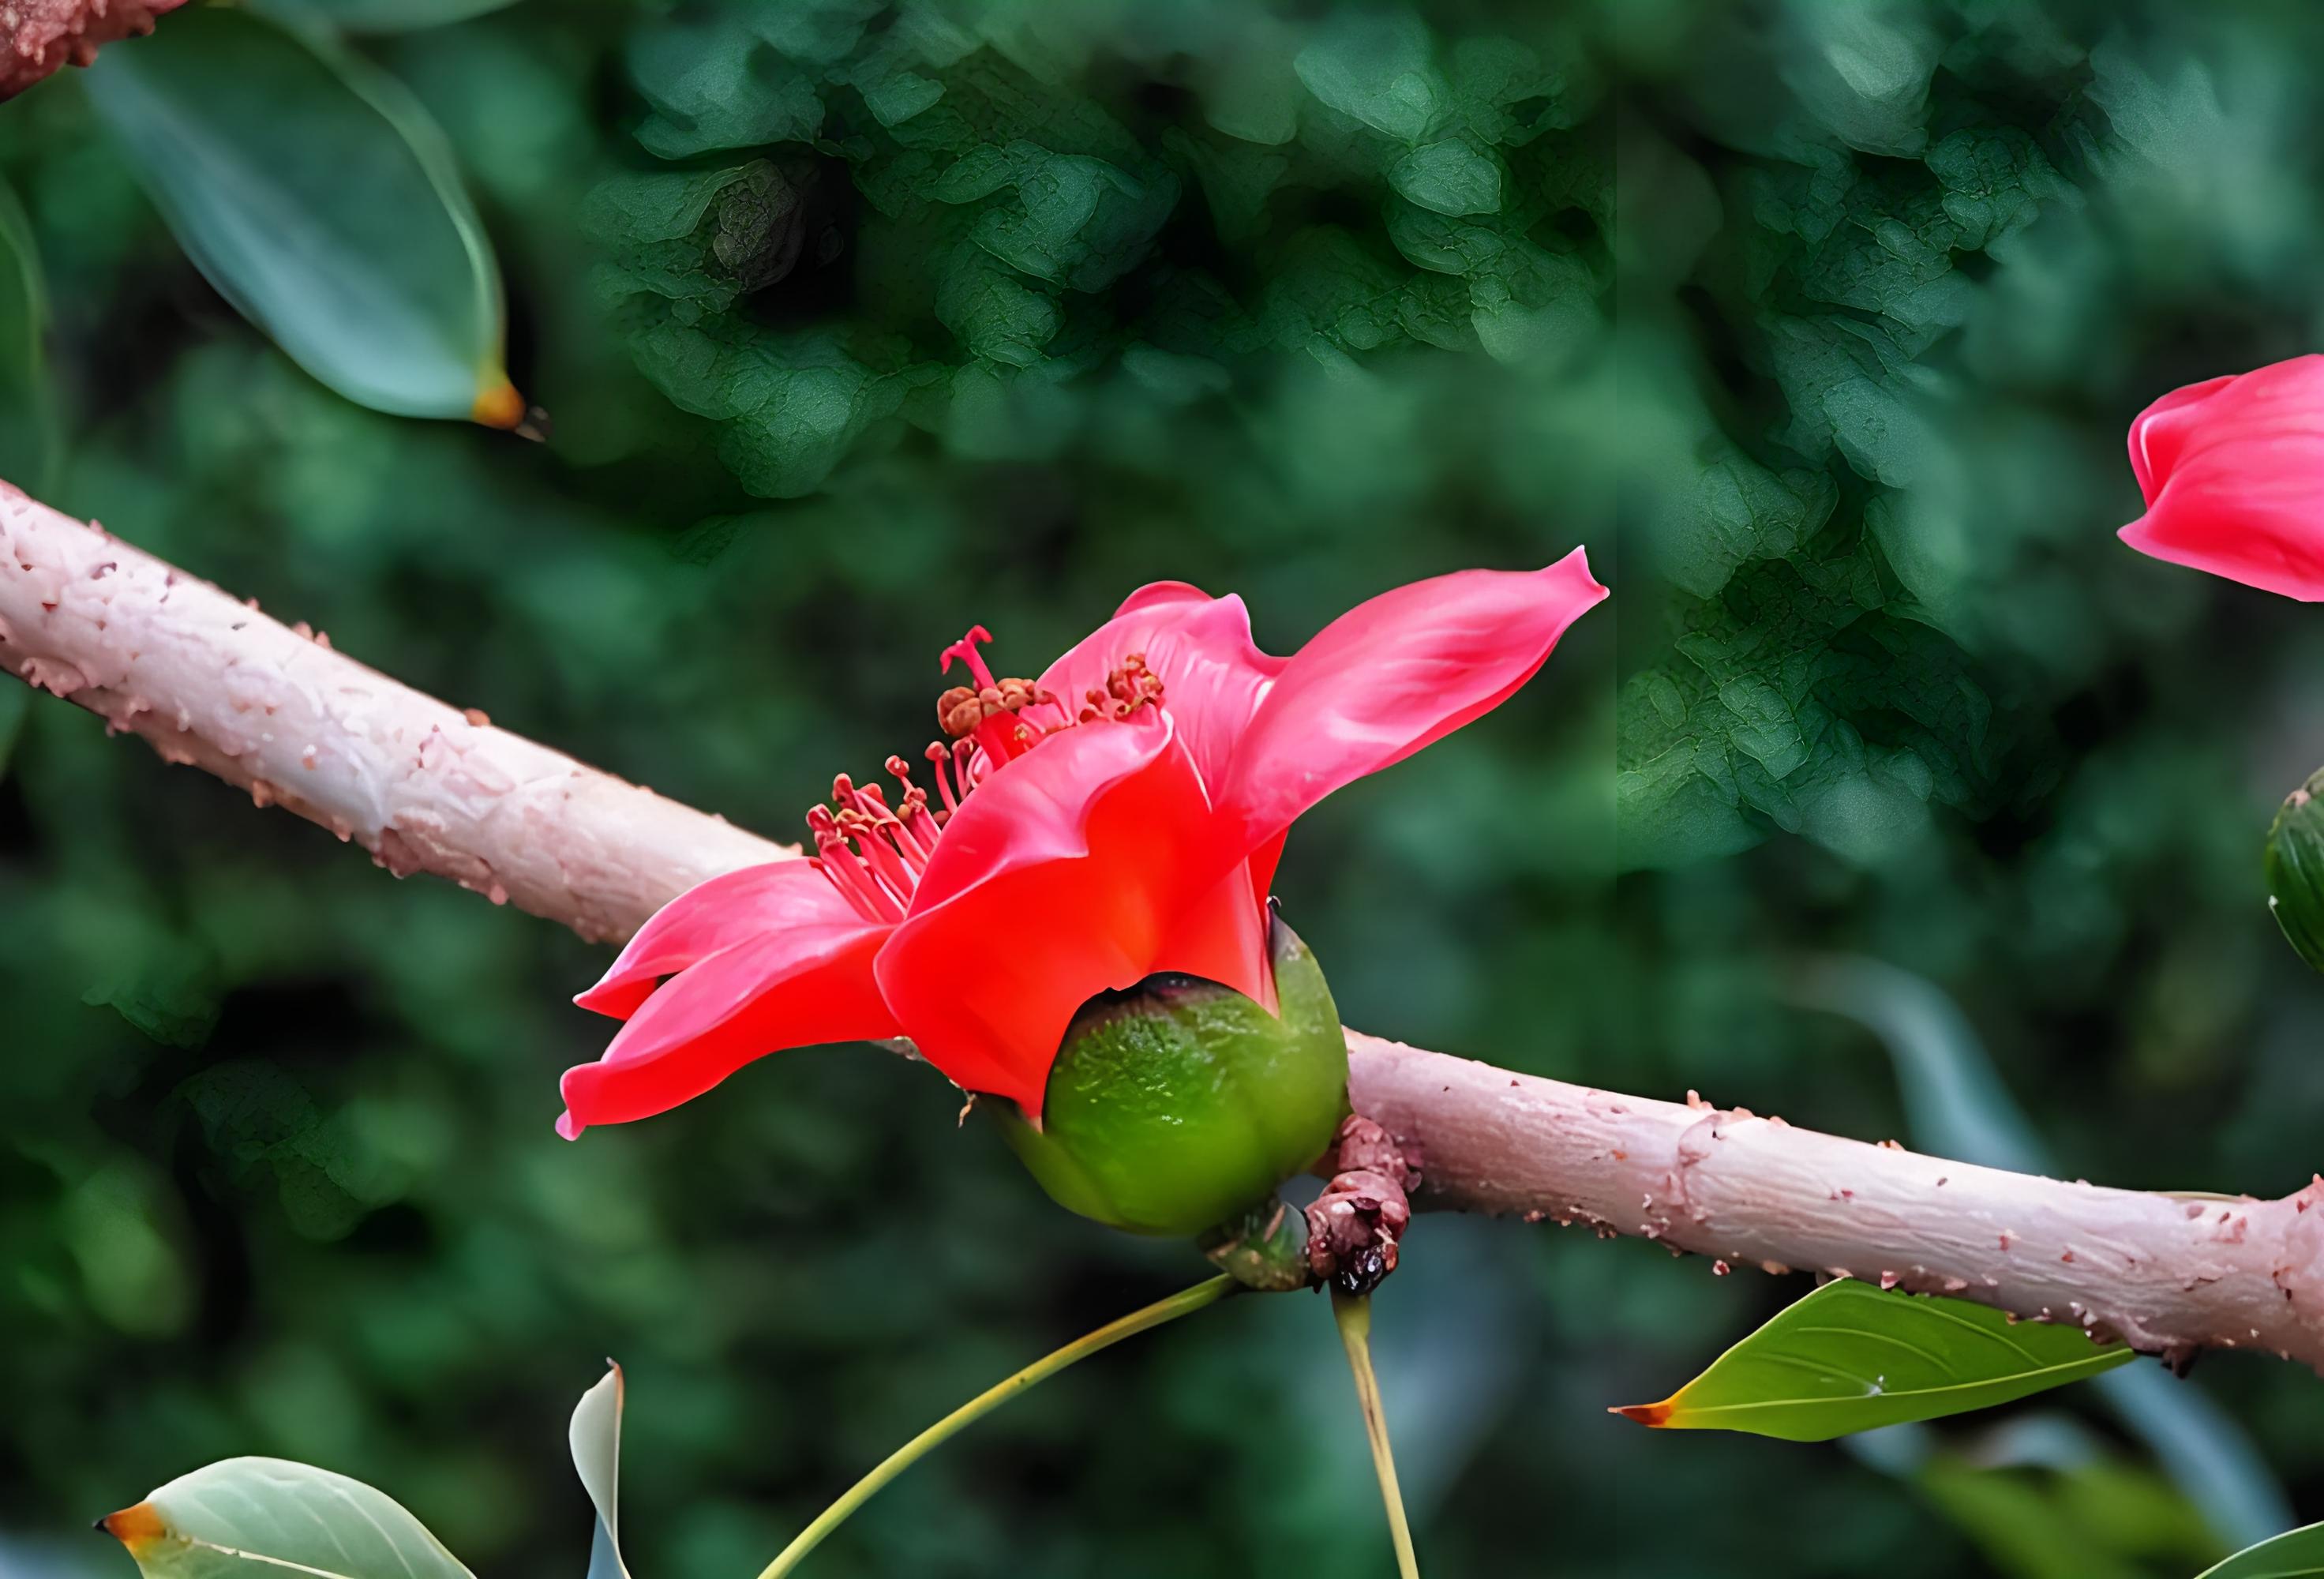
[1333,1288,1422,1579]
[755,1275,1236,1579]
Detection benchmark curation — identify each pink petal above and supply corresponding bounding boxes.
[2120,355,2324,601]
[2128,374,2236,501]
[575,861,857,1018]
[1036,583,1285,790]
[558,907,896,1139]
[1213,549,1607,850]
[875,714,1265,1119]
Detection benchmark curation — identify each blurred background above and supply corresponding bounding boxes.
[4,1,2324,1575]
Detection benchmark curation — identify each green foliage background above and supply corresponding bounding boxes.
[5,1,2324,1575]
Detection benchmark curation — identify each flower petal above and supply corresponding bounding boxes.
[875,714,1262,1118]
[2120,356,2324,602]
[1213,549,1607,849]
[2128,373,2235,501]
[1036,583,1285,790]
[575,860,858,1019]
[558,910,896,1138]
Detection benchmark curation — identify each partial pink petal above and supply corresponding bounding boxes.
[1037,584,1285,790]
[1213,549,1607,849]
[1244,828,1289,905]
[576,861,857,1018]
[2128,374,2235,501]
[1153,856,1277,1015]
[2120,355,2324,601]
[875,715,1263,1119]
[558,916,895,1138]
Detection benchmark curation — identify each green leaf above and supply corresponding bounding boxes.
[249,0,521,33]
[570,1363,631,1579]
[2266,769,2324,977]
[81,928,221,1049]
[1293,13,1447,144]
[99,1458,475,1579]
[84,8,522,426]
[1389,139,1502,216]
[1790,955,2292,1548]
[628,15,824,159]
[0,174,60,494]
[2198,1523,2324,1578]
[1612,1279,2135,1442]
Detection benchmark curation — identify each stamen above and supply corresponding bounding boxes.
[838,806,919,906]
[894,794,941,865]
[883,757,943,863]
[806,628,1172,917]
[808,806,904,923]
[924,742,962,818]
[852,782,931,875]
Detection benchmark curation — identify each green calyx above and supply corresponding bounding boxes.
[1199,1195,1314,1292]
[2266,767,2324,975]
[994,913,1350,1238]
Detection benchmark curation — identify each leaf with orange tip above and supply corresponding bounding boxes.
[1611,1278,2134,1442]
[96,1457,475,1579]
[84,7,522,428]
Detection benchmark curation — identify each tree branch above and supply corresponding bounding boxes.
[7,482,2322,1370]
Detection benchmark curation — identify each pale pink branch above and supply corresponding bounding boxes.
[2,0,183,99]
[0,484,785,942]
[1348,1033,2324,1369]
[7,482,2323,1368]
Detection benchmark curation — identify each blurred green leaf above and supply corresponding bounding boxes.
[1921,1459,2140,1579]
[2198,1522,2324,1577]
[2264,769,2324,976]
[81,931,219,1049]
[569,1364,630,1579]
[252,0,522,32]
[1293,13,1445,142]
[0,684,26,779]
[83,7,519,425]
[0,173,58,494]
[1614,1280,2135,1442]
[102,1458,474,1579]
[627,14,824,159]
[1389,138,1501,216]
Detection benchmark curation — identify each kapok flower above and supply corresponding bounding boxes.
[560,553,1608,1138]
[2120,354,2324,601]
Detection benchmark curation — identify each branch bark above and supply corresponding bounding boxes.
[2,0,185,99]
[7,482,2322,1370]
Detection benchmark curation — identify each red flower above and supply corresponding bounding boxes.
[559,554,1607,1137]
[2121,354,2324,601]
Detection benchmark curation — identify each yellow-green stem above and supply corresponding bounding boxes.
[755,1273,1237,1579]
[1333,1288,1422,1579]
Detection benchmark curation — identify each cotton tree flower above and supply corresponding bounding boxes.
[2120,354,2324,601]
[560,554,1606,1227]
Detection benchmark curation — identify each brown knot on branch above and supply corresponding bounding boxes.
[1308,1115,1422,1297]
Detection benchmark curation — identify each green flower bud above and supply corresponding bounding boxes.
[994,916,1350,1237]
[2267,767,2324,975]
